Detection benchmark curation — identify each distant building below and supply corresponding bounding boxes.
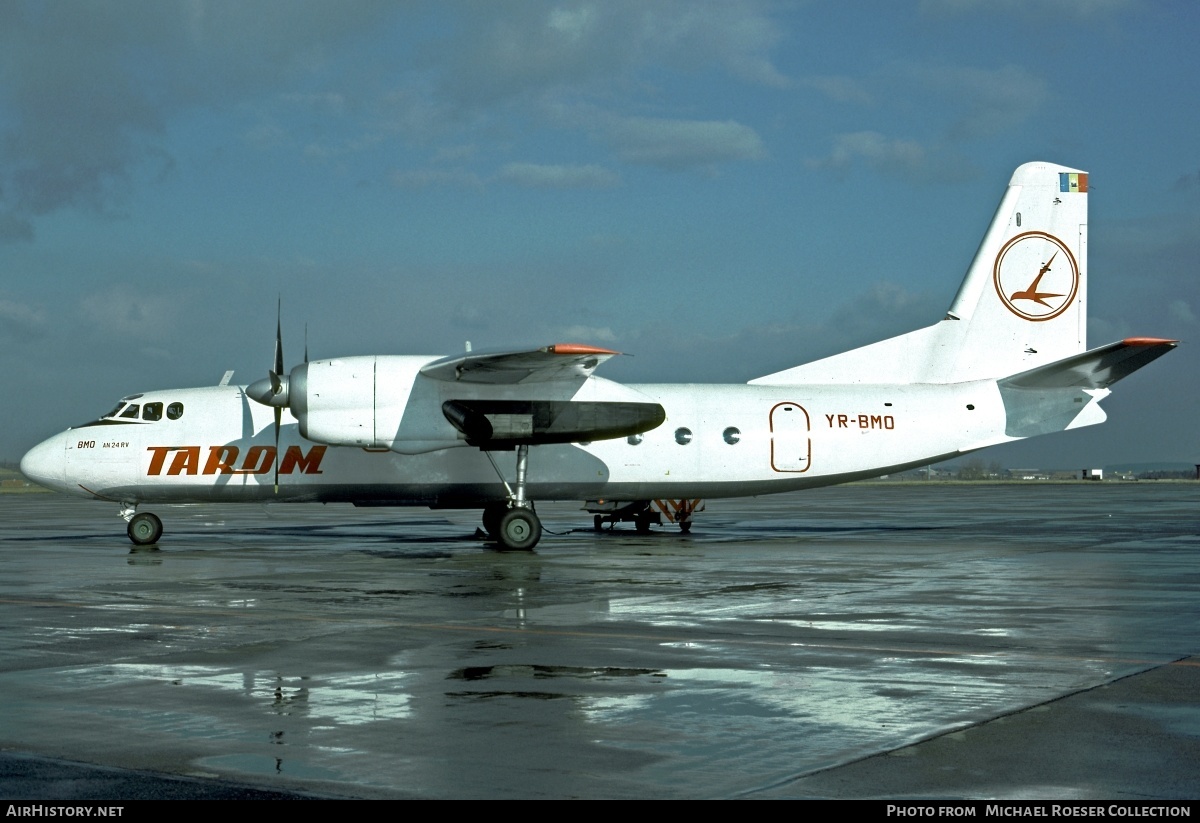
[1012,468,1050,481]
[1082,468,1103,481]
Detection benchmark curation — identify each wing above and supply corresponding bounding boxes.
[420,343,620,384]
[421,343,664,446]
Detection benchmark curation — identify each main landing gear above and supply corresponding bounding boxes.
[481,444,543,551]
[121,504,163,546]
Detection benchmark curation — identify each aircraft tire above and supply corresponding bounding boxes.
[127,512,163,546]
[482,502,507,538]
[497,508,541,551]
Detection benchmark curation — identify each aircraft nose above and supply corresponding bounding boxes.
[20,436,66,491]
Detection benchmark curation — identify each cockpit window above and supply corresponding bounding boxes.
[104,403,124,419]
[142,402,163,422]
[166,402,184,420]
[119,404,141,419]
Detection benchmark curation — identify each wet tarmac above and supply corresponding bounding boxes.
[1,484,1198,800]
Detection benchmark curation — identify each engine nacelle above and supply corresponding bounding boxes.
[291,356,459,451]
[283,355,665,454]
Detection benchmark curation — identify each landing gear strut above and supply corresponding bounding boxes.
[482,444,543,551]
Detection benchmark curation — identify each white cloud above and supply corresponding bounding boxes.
[1172,169,1200,194]
[814,131,925,173]
[797,75,874,106]
[600,115,767,172]
[0,0,394,235]
[646,1,791,88]
[904,63,1050,140]
[433,145,480,164]
[78,289,176,337]
[495,162,619,189]
[0,212,34,242]
[0,297,46,338]
[139,346,174,362]
[434,0,789,106]
[390,168,484,190]
[1167,299,1196,326]
[808,131,977,184]
[558,325,618,343]
[612,280,941,383]
[920,0,1133,18]
[0,2,790,231]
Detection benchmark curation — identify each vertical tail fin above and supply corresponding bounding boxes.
[942,161,1088,379]
[751,162,1089,386]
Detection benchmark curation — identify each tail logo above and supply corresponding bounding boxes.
[993,231,1079,322]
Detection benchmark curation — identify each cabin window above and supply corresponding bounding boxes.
[142,402,163,422]
[167,402,184,420]
[627,433,643,445]
[119,404,140,419]
[674,427,692,445]
[723,427,741,445]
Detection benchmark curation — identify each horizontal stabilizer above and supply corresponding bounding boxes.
[1000,338,1177,390]
[996,338,1176,439]
[421,344,619,384]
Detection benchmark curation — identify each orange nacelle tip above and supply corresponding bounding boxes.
[1122,337,1178,346]
[545,343,620,355]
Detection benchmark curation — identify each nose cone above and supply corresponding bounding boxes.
[20,436,66,492]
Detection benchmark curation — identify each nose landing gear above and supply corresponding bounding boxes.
[121,504,163,546]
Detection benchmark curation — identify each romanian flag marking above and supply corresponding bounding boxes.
[1059,172,1088,193]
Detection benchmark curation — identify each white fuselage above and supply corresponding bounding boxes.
[22,373,1009,508]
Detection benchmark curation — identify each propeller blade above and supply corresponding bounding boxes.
[273,406,281,494]
[273,299,283,494]
[249,299,290,407]
[274,298,284,378]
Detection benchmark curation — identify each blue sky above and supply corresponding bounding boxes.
[2,0,1196,469]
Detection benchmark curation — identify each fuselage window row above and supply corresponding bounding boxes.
[628,427,743,446]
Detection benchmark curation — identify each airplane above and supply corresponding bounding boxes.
[19,161,1177,551]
